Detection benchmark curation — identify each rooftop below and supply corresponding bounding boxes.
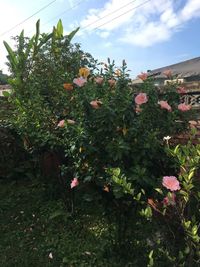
[148,57,200,79]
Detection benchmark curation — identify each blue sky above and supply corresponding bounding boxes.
[0,0,200,77]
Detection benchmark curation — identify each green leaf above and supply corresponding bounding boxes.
[35,19,40,45]
[112,167,120,177]
[174,144,180,154]
[49,210,65,220]
[155,188,163,195]
[32,20,41,57]
[149,250,154,258]
[140,206,152,218]
[63,257,68,263]
[67,27,79,42]
[3,41,18,72]
[183,220,191,229]
[2,91,10,97]
[18,30,24,51]
[25,36,35,59]
[141,189,145,195]
[83,176,92,182]
[184,246,190,255]
[148,250,154,267]
[56,19,63,38]
[188,168,195,181]
[38,33,53,50]
[192,225,198,235]
[134,192,141,201]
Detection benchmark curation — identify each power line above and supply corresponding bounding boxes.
[0,0,151,41]
[0,0,57,37]
[81,0,137,30]
[87,0,151,32]
[42,0,85,27]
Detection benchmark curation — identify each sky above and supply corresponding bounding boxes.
[0,0,200,78]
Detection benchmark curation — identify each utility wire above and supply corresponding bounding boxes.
[42,0,85,27]
[0,0,57,37]
[83,0,151,32]
[29,0,138,36]
[81,0,137,30]
[0,0,151,40]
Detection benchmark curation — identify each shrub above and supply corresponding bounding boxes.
[3,19,197,265]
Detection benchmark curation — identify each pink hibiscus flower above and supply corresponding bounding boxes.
[158,100,172,112]
[71,178,79,189]
[178,103,191,112]
[90,100,102,109]
[57,120,65,127]
[73,77,87,87]
[95,77,104,85]
[162,176,181,191]
[135,93,148,105]
[137,72,148,81]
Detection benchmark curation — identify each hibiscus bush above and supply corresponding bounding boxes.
[4,20,199,265]
[59,62,192,192]
[58,60,193,248]
[3,20,98,191]
[138,134,200,266]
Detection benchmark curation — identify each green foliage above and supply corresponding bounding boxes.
[0,126,35,180]
[0,70,9,84]
[143,138,200,266]
[0,178,151,267]
[3,19,198,266]
[4,20,97,152]
[58,60,190,196]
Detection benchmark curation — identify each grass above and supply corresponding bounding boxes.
[1,177,182,267]
[0,178,139,267]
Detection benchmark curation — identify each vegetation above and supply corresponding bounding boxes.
[0,70,9,84]
[0,19,199,266]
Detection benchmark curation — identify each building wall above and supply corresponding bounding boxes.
[0,85,11,97]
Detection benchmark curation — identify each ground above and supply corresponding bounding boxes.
[0,178,139,267]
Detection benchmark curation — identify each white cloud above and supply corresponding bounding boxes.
[180,0,200,21]
[80,0,136,33]
[79,0,200,47]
